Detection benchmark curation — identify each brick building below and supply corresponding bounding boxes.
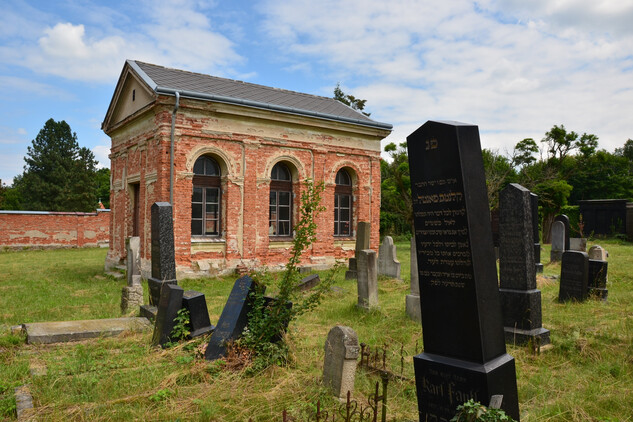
[102,60,391,277]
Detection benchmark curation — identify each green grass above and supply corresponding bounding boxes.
[0,241,632,421]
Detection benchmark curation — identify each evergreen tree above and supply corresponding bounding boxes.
[16,118,98,212]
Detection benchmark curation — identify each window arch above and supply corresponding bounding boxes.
[334,168,353,236]
[191,156,221,236]
[269,162,293,237]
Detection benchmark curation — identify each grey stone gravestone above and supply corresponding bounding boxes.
[378,236,401,279]
[587,260,608,301]
[151,283,184,347]
[295,274,320,292]
[554,214,571,251]
[357,249,378,309]
[148,202,178,306]
[322,325,360,399]
[182,290,214,338]
[498,184,550,346]
[570,237,587,252]
[588,245,608,261]
[550,221,565,262]
[345,222,371,280]
[559,251,589,302]
[530,193,544,274]
[121,236,143,314]
[406,237,422,323]
[205,275,260,360]
[407,120,519,421]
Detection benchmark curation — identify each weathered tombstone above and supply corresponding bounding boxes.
[357,249,378,309]
[588,245,608,261]
[295,274,320,292]
[559,251,589,302]
[587,260,608,301]
[407,121,519,421]
[322,326,360,399]
[345,222,371,280]
[498,184,550,346]
[569,237,587,252]
[148,202,178,306]
[205,275,260,360]
[182,290,214,338]
[378,236,401,279]
[406,237,421,323]
[530,193,543,273]
[550,221,565,262]
[554,214,571,251]
[151,283,184,347]
[121,236,143,314]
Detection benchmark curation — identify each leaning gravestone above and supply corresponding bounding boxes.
[378,236,401,279]
[558,251,589,302]
[148,202,178,306]
[182,290,215,338]
[205,275,260,360]
[295,274,320,292]
[323,325,360,399]
[345,222,371,280]
[550,221,565,262]
[530,193,544,274]
[357,249,378,309]
[406,237,421,323]
[407,121,519,421]
[151,283,184,347]
[121,236,143,314]
[498,184,550,346]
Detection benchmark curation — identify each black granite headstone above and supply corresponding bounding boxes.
[182,290,215,338]
[407,121,519,421]
[587,260,608,301]
[554,214,571,251]
[205,275,260,360]
[151,283,184,347]
[148,202,178,306]
[498,184,550,346]
[559,251,589,302]
[530,193,543,273]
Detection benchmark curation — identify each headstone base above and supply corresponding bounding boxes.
[345,258,357,280]
[504,327,550,347]
[550,251,562,262]
[499,289,543,331]
[121,284,144,314]
[588,288,608,301]
[405,294,421,323]
[535,263,544,274]
[140,305,158,321]
[414,352,520,421]
[148,277,178,306]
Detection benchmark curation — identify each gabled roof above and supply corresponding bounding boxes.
[106,60,392,131]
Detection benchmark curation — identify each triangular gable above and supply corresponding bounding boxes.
[102,61,156,132]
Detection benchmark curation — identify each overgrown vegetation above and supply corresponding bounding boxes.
[1,240,633,420]
[452,399,516,422]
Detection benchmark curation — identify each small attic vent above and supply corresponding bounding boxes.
[132,89,136,101]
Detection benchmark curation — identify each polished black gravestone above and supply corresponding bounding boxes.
[530,193,543,274]
[151,283,184,347]
[559,251,589,302]
[182,290,215,338]
[499,184,549,346]
[148,202,178,306]
[554,214,571,252]
[205,276,260,360]
[407,121,519,421]
[588,260,608,301]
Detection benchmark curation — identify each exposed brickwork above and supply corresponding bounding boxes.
[105,94,388,278]
[0,210,110,249]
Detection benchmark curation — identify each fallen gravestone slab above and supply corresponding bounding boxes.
[23,317,152,344]
[182,290,215,338]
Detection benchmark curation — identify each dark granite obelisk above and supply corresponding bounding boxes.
[499,184,550,346]
[407,121,519,421]
[530,193,544,273]
[148,202,178,306]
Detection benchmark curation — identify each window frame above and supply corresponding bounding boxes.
[191,156,222,238]
[269,162,293,238]
[334,169,353,237]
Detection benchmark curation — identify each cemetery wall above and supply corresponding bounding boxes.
[105,96,384,277]
[0,210,110,249]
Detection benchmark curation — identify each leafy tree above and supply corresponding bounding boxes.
[333,83,371,116]
[541,124,598,162]
[482,149,517,210]
[15,119,98,212]
[614,139,633,161]
[380,141,412,236]
[95,168,111,209]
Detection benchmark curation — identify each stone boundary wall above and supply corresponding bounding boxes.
[0,210,110,249]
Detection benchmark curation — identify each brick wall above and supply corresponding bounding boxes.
[0,210,110,249]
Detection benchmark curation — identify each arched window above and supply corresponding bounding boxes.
[269,162,293,237]
[191,156,221,236]
[334,168,352,236]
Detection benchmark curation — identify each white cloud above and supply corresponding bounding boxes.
[92,140,111,169]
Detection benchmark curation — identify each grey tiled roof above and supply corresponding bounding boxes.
[128,60,391,130]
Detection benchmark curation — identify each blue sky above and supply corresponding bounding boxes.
[1,0,632,185]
